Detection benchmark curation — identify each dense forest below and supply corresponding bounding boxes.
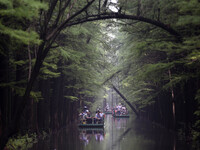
[0,0,200,149]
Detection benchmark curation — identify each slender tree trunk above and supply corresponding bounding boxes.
[28,43,32,81]
[168,69,176,129]
[112,88,114,106]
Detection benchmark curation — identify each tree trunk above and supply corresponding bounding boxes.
[112,84,140,117]
[28,43,32,81]
[168,69,176,129]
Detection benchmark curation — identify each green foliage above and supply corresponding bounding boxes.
[193,89,200,141]
[0,0,47,44]
[176,0,200,26]
[0,80,42,101]
[40,67,60,79]
[12,60,26,66]
[0,23,41,45]
[64,96,79,102]
[0,0,47,19]
[39,49,61,79]
[141,62,173,81]
[6,133,38,150]
[0,80,26,87]
[57,23,105,101]
[14,86,42,102]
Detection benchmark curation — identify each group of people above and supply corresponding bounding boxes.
[79,103,128,124]
[104,103,112,112]
[113,103,128,115]
[79,106,105,124]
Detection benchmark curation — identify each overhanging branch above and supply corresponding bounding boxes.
[67,13,181,39]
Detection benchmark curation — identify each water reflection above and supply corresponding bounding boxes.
[30,127,83,150]
[113,117,129,129]
[94,130,104,142]
[29,115,192,150]
[79,129,104,146]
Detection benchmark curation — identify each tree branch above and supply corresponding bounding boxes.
[67,13,181,40]
[112,84,140,117]
[46,0,95,41]
[45,0,59,28]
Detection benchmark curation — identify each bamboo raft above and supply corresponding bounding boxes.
[78,123,104,128]
[104,111,112,114]
[78,118,104,128]
[112,112,130,118]
[113,114,130,118]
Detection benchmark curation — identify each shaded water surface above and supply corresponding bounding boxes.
[30,115,192,150]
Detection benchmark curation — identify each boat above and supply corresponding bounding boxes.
[104,103,112,114]
[112,111,129,118]
[104,111,112,114]
[78,126,104,131]
[113,114,130,118]
[78,123,104,128]
[112,105,129,118]
[78,118,104,128]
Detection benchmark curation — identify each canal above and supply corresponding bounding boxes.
[30,115,191,150]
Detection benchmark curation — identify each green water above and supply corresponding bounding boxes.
[30,115,192,150]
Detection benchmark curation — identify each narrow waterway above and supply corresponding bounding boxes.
[30,115,191,150]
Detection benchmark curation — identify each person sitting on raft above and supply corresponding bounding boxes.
[100,110,105,118]
[94,110,103,124]
[85,110,92,124]
[79,106,91,124]
[121,105,128,115]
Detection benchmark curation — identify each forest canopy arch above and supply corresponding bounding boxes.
[46,0,181,42]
